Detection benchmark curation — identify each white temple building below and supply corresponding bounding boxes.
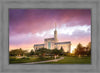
[34,23,71,52]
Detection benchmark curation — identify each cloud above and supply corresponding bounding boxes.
[10,33,34,45]
[58,24,91,35]
[9,23,91,46]
[9,9,91,36]
[34,24,91,37]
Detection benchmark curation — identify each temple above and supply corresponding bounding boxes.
[34,23,71,52]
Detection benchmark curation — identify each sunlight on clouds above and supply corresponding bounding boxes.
[35,32,46,37]
[34,24,91,37]
[58,24,91,35]
[35,29,54,38]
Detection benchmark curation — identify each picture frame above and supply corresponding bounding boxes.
[0,0,100,73]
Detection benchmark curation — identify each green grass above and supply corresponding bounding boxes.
[40,56,91,64]
[9,56,91,64]
[9,56,55,64]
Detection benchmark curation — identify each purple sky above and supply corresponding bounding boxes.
[9,9,91,52]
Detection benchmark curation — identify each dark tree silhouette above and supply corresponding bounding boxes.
[59,46,64,56]
[74,42,91,56]
[30,49,34,56]
[9,48,27,56]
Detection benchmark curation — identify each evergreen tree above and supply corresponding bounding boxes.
[60,46,64,55]
[30,49,34,56]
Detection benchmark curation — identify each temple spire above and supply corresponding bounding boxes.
[54,23,57,42]
[55,23,56,30]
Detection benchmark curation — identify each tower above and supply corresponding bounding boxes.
[54,23,57,42]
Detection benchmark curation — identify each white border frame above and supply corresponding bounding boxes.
[0,0,100,73]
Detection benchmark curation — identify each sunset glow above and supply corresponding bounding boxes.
[9,9,91,53]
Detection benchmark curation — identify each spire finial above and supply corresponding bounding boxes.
[55,23,56,30]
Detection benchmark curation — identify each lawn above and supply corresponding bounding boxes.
[40,56,91,64]
[9,56,56,64]
[9,56,91,64]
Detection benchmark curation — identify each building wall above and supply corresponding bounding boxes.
[34,45,44,50]
[55,43,71,52]
[44,39,55,50]
[34,42,71,53]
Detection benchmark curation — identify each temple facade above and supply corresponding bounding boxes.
[34,24,71,52]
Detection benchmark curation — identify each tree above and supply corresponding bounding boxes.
[9,48,28,56]
[74,42,91,56]
[35,48,49,57]
[51,48,60,56]
[74,43,84,56]
[87,42,91,51]
[77,43,83,50]
[30,49,34,56]
[86,42,91,56]
[59,46,64,56]
[74,48,78,55]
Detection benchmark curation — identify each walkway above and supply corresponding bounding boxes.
[22,57,64,64]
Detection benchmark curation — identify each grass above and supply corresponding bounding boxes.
[40,56,91,64]
[9,56,55,64]
[9,56,91,64]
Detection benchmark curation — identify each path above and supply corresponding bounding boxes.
[22,57,64,64]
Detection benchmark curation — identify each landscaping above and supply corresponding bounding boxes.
[9,42,91,64]
[9,56,59,64]
[9,56,91,64]
[40,56,91,64]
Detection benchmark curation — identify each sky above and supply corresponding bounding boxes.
[9,9,91,53]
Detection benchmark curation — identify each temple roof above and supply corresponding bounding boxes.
[44,38,55,41]
[55,42,71,45]
[34,44,44,46]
